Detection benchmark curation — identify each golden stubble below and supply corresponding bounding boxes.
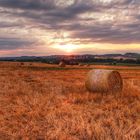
[0,62,140,139]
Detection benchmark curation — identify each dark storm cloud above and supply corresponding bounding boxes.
[69,22,140,44]
[0,0,55,10]
[0,0,140,44]
[0,38,34,50]
[0,22,21,28]
[0,0,95,21]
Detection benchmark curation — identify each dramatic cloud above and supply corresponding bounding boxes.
[0,38,35,50]
[0,0,55,10]
[0,0,140,56]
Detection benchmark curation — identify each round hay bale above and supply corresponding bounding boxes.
[59,61,66,67]
[78,63,83,66]
[85,69,123,93]
[85,64,90,67]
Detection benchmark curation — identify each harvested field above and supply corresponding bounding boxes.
[0,62,140,140]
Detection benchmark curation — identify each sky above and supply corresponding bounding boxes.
[0,0,140,56]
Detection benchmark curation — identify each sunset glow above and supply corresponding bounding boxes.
[0,0,140,56]
[53,44,80,53]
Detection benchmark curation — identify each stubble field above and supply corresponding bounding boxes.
[0,62,140,140]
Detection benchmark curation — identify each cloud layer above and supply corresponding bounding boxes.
[0,0,140,56]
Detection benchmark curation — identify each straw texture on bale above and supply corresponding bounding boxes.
[59,61,66,67]
[85,69,123,93]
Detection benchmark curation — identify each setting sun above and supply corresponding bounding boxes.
[53,44,80,53]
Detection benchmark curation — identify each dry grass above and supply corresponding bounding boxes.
[0,62,140,140]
